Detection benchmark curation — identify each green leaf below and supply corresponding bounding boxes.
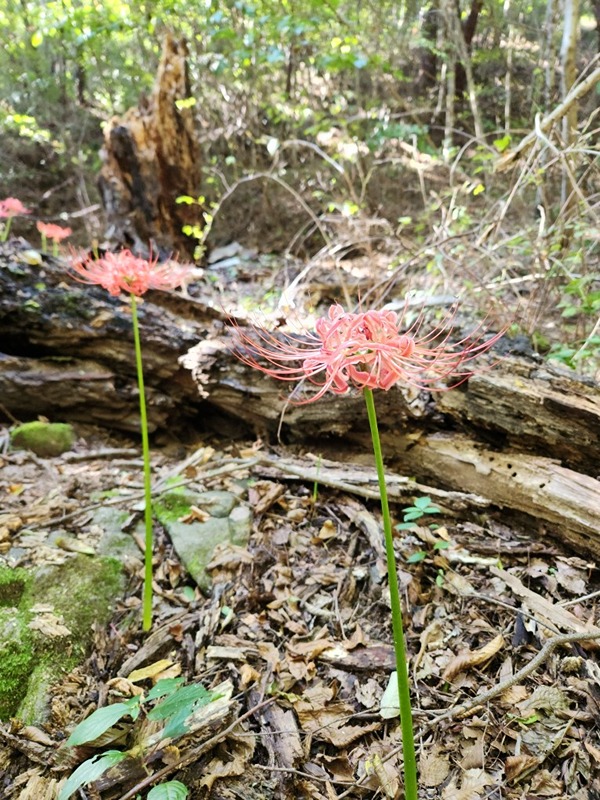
[31,31,44,48]
[149,683,217,740]
[147,780,190,800]
[406,551,427,563]
[58,750,127,800]
[146,678,185,703]
[395,522,417,531]
[414,496,433,509]
[433,540,451,551]
[493,134,511,153]
[175,96,196,110]
[148,683,212,722]
[66,698,141,746]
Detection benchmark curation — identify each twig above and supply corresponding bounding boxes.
[61,448,139,462]
[115,697,275,800]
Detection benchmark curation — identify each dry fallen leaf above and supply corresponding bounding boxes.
[198,728,255,791]
[505,753,541,783]
[127,659,174,683]
[443,634,504,681]
[419,742,451,788]
[28,613,71,638]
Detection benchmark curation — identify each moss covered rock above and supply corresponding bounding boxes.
[10,421,75,457]
[0,555,124,723]
[154,489,252,591]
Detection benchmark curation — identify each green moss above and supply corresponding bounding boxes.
[0,608,34,718]
[11,421,75,457]
[153,491,193,525]
[34,555,123,649]
[0,556,125,722]
[0,566,30,606]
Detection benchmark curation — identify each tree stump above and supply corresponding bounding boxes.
[98,35,201,258]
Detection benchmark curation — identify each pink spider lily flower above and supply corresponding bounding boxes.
[232,303,505,403]
[69,249,191,297]
[36,221,72,242]
[0,198,31,242]
[0,197,31,218]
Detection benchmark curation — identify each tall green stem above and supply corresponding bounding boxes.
[364,387,418,799]
[1,218,12,242]
[130,293,154,631]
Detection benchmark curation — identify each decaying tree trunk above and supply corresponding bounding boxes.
[1,249,599,556]
[98,34,201,258]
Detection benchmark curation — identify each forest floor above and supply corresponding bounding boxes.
[1,417,600,800]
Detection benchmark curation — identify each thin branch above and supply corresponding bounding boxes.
[496,65,600,171]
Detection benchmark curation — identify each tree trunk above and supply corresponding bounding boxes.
[559,0,581,212]
[97,34,202,259]
[416,2,440,91]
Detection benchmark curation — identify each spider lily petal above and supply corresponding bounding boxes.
[37,221,72,241]
[232,303,505,403]
[0,197,31,218]
[69,249,191,297]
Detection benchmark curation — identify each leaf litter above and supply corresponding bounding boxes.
[0,427,599,799]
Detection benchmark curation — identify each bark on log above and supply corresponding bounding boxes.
[0,248,217,431]
[1,247,599,557]
[98,34,201,258]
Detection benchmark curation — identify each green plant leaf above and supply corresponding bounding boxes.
[66,698,141,746]
[148,682,212,722]
[57,750,127,800]
[146,678,185,703]
[395,522,418,531]
[147,780,190,800]
[406,551,427,563]
[403,510,424,521]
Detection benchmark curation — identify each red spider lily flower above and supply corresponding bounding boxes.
[0,197,31,218]
[69,249,191,297]
[36,221,72,241]
[232,303,505,403]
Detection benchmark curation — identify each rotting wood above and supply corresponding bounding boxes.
[436,360,600,475]
[0,252,216,431]
[388,433,600,560]
[97,34,202,257]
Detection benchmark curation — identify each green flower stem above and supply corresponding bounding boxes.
[41,233,47,253]
[130,293,154,632]
[364,387,418,799]
[52,239,58,257]
[1,218,12,242]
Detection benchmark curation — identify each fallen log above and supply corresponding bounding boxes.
[0,248,215,431]
[386,433,600,560]
[182,336,600,477]
[1,247,599,557]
